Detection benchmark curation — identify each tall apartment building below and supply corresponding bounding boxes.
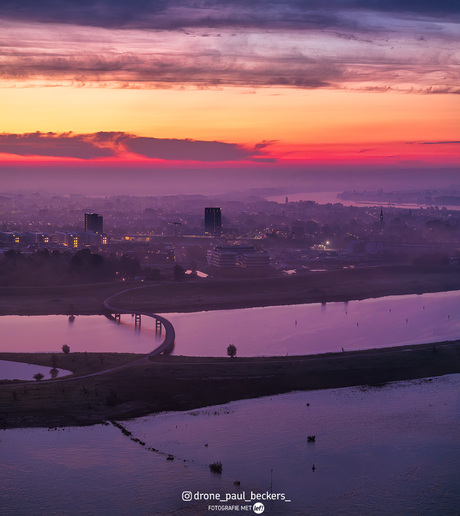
[204,207,222,235]
[84,213,103,234]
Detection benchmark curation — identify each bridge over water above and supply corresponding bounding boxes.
[103,287,175,357]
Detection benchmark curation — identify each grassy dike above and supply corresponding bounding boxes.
[1,341,460,429]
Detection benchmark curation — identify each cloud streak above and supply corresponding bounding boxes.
[0,1,458,92]
[0,132,271,162]
[417,140,460,145]
[0,132,115,159]
[0,1,458,30]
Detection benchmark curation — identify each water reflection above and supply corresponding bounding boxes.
[0,314,163,354]
[0,290,459,356]
[163,290,460,357]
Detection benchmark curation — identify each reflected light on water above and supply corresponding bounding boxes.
[163,290,460,357]
[0,290,459,356]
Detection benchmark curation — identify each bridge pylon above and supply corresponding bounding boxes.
[155,319,162,335]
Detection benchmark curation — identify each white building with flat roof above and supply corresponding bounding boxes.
[207,245,270,268]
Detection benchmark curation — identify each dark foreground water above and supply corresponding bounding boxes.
[1,374,459,515]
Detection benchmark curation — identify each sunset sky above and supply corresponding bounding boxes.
[0,0,459,194]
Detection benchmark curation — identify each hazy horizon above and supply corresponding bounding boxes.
[2,163,460,198]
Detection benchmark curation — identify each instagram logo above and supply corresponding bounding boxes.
[182,491,192,502]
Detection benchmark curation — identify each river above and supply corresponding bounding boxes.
[266,190,460,211]
[1,291,459,514]
[1,290,459,358]
[1,374,459,515]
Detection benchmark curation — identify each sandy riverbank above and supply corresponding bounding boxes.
[1,341,459,429]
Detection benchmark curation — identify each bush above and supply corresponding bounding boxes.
[413,253,449,267]
[50,354,58,368]
[62,344,70,354]
[106,389,119,406]
[173,264,185,281]
[209,461,223,474]
[33,373,44,381]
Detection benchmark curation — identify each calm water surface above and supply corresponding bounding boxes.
[1,374,459,515]
[0,314,163,354]
[266,190,460,211]
[164,290,460,356]
[1,290,459,357]
[0,360,71,381]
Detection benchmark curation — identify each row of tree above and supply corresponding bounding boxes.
[0,249,141,286]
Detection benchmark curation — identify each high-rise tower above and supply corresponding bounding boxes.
[204,207,222,235]
[84,213,103,234]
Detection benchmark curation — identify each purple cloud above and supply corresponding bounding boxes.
[0,132,272,162]
[0,132,115,159]
[0,1,457,92]
[0,1,458,30]
[407,140,460,145]
[125,137,251,161]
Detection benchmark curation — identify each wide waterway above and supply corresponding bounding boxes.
[1,290,459,357]
[1,374,459,515]
[266,190,460,211]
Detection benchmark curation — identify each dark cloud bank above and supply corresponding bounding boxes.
[0,0,458,29]
[0,132,271,162]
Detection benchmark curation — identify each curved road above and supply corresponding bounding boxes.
[9,286,178,385]
[103,286,176,357]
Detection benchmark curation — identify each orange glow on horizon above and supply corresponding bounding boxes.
[1,87,458,147]
[0,4,457,184]
[1,138,458,167]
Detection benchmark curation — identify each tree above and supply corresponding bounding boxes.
[227,344,237,359]
[33,372,44,381]
[62,344,70,354]
[173,264,185,281]
[106,389,119,406]
[50,354,58,368]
